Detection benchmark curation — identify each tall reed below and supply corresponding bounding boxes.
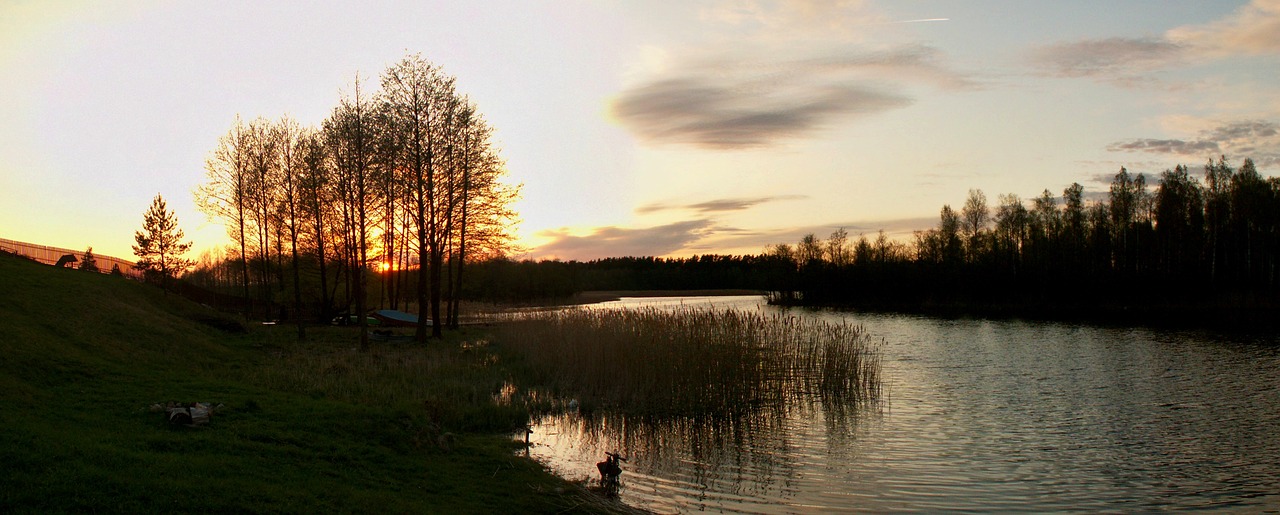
[494,307,881,418]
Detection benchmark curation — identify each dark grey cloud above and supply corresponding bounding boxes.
[1027,37,1185,80]
[637,194,807,214]
[1108,120,1280,168]
[610,45,970,149]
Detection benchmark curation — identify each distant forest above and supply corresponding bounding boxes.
[463,156,1280,324]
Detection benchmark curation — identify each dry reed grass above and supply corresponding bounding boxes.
[245,327,526,434]
[494,307,882,418]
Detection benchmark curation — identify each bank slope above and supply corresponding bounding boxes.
[0,254,611,514]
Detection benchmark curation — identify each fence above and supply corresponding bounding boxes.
[0,237,143,279]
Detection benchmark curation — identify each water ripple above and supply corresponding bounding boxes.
[522,298,1280,512]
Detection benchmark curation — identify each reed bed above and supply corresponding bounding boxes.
[494,307,882,418]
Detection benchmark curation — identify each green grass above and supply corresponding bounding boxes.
[0,254,627,514]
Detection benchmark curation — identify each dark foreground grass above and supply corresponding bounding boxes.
[0,254,627,514]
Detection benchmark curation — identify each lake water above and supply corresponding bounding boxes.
[521,296,1280,513]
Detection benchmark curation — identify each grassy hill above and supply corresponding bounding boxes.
[0,254,617,513]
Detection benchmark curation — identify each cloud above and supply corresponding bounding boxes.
[1027,37,1185,79]
[637,194,806,214]
[525,212,952,260]
[1106,138,1220,155]
[612,1,971,150]
[1028,1,1280,84]
[610,68,910,149]
[701,215,940,254]
[1206,119,1280,140]
[1107,120,1280,168]
[611,45,971,149]
[1167,0,1280,56]
[530,219,717,260]
[533,191,921,260]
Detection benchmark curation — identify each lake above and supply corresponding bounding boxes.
[520,295,1280,513]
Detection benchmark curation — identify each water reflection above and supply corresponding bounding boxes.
[529,397,881,513]
[521,298,1280,512]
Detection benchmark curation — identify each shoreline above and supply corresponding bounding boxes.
[506,287,1278,333]
[499,289,765,308]
[768,296,1280,332]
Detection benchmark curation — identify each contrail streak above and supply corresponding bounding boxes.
[896,18,950,23]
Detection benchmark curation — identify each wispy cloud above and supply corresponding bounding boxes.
[526,214,948,260]
[611,45,971,149]
[637,194,806,214]
[1107,120,1280,167]
[1166,0,1280,56]
[530,219,718,260]
[611,0,971,149]
[1106,138,1220,156]
[1028,0,1280,85]
[1027,37,1186,80]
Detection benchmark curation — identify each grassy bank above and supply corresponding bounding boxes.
[0,254,626,514]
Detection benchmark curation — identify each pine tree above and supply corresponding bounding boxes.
[133,194,193,288]
[79,247,99,272]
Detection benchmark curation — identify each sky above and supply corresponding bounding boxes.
[2,0,1279,262]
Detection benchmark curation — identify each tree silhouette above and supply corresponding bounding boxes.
[79,247,99,272]
[133,194,193,290]
[961,189,988,262]
[196,117,253,317]
[1154,165,1204,276]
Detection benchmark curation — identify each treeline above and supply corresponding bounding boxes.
[189,53,519,344]
[771,157,1280,324]
[459,255,795,302]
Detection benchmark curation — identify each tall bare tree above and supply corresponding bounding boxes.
[961,189,988,262]
[195,117,253,318]
[245,117,282,318]
[380,54,456,340]
[274,116,308,340]
[326,75,377,351]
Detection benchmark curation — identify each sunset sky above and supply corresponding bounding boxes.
[3,1,1278,262]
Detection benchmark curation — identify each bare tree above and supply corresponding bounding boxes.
[325,75,377,351]
[797,233,824,266]
[380,54,457,340]
[245,117,282,318]
[275,116,308,340]
[961,189,988,262]
[826,228,850,266]
[444,106,520,326]
[196,117,253,317]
